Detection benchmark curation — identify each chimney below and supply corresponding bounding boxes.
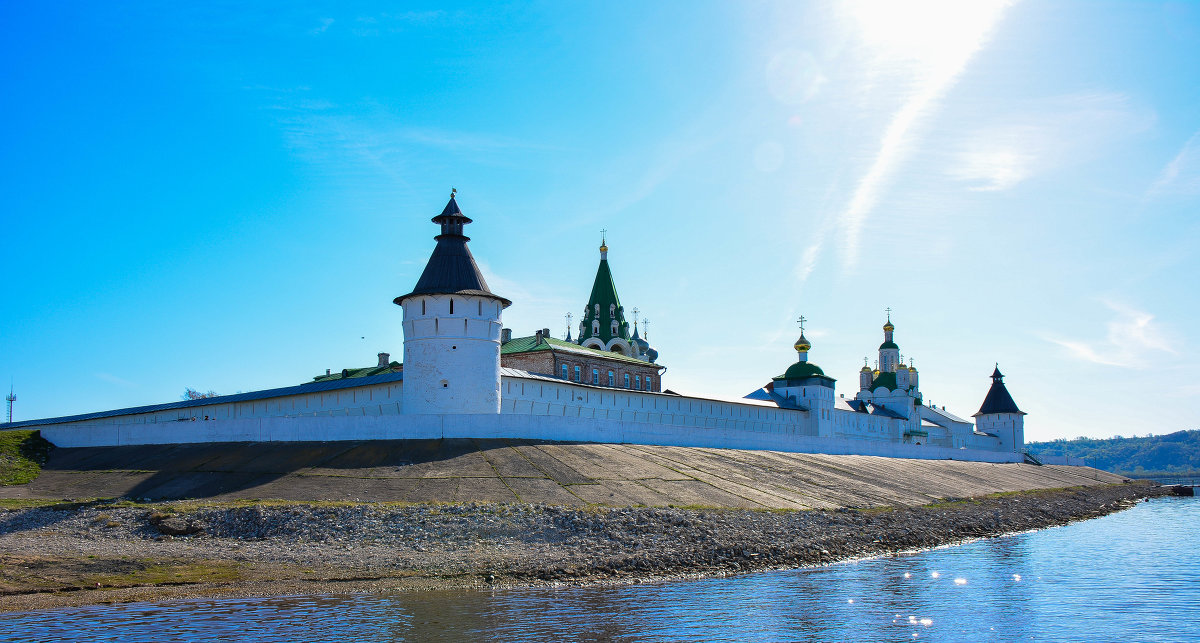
[542,328,551,339]
[326,368,331,376]
[534,329,543,344]
[378,352,390,367]
[501,328,512,344]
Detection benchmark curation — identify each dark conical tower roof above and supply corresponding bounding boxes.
[975,366,1025,416]
[394,193,511,307]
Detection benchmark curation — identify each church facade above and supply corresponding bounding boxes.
[3,193,1028,462]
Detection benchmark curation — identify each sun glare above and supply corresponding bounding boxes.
[845,0,1013,66]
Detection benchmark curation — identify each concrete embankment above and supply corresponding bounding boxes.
[0,439,1126,508]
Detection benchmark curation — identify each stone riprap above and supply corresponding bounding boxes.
[0,439,1125,508]
[0,482,1168,612]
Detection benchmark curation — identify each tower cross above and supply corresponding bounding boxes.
[885,307,892,321]
[565,312,573,334]
[600,228,607,244]
[643,319,650,340]
[631,307,640,329]
[796,315,807,333]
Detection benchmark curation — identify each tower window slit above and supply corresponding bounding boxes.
[450,299,454,314]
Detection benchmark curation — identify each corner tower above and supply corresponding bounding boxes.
[973,366,1026,452]
[395,191,511,414]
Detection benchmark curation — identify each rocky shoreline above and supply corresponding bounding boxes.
[0,482,1168,612]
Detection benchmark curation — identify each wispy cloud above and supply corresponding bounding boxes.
[94,372,137,388]
[1041,300,1177,369]
[948,93,1154,191]
[1148,129,1200,197]
[836,0,1013,271]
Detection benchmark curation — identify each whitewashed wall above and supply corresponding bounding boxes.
[26,373,1019,463]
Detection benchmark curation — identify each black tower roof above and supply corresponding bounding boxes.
[394,193,511,307]
[975,367,1024,416]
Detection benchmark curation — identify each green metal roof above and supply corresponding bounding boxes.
[870,371,899,391]
[773,361,828,380]
[879,341,899,350]
[502,335,660,368]
[313,362,402,382]
[579,254,630,344]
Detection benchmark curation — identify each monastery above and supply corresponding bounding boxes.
[2,194,1028,462]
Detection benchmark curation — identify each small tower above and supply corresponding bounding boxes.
[395,191,511,414]
[878,310,900,373]
[858,358,872,391]
[772,317,836,436]
[973,365,1026,452]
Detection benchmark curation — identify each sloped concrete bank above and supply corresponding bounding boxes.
[0,482,1168,611]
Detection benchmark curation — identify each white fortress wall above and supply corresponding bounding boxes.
[30,372,1020,462]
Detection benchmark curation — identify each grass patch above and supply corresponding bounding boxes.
[0,430,53,486]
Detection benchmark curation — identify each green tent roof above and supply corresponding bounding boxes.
[579,254,630,344]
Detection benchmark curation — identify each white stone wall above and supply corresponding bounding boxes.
[401,294,503,414]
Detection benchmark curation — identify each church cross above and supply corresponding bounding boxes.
[644,319,650,340]
[450,187,456,198]
[601,228,607,244]
[885,307,892,321]
[796,315,807,333]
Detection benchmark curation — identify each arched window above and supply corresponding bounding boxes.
[592,320,600,335]
[611,320,618,335]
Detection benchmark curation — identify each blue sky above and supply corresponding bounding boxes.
[2,1,1198,440]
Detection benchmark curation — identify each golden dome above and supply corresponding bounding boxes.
[883,321,894,331]
[908,365,917,372]
[794,334,811,353]
[860,365,872,373]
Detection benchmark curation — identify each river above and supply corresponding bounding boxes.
[6,496,1197,642]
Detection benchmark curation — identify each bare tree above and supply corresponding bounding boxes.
[182,388,220,401]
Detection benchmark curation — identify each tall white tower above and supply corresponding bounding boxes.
[395,191,511,414]
[973,366,1026,452]
[771,318,837,437]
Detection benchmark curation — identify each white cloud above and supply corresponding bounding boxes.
[947,93,1154,191]
[1041,301,1176,369]
[835,0,1013,271]
[1149,129,1200,197]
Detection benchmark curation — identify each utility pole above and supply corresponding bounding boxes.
[5,383,15,424]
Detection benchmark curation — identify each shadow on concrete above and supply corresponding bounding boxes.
[22,438,583,503]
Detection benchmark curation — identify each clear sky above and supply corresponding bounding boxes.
[2,1,1198,441]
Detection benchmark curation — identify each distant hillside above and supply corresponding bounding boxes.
[1026,430,1200,477]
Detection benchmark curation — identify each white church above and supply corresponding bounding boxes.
[3,193,1029,463]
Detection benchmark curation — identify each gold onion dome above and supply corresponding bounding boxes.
[883,321,894,331]
[794,334,811,353]
[860,364,872,373]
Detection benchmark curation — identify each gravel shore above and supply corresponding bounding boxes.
[0,482,1167,611]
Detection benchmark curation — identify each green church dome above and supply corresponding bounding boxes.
[879,340,899,350]
[775,361,826,380]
